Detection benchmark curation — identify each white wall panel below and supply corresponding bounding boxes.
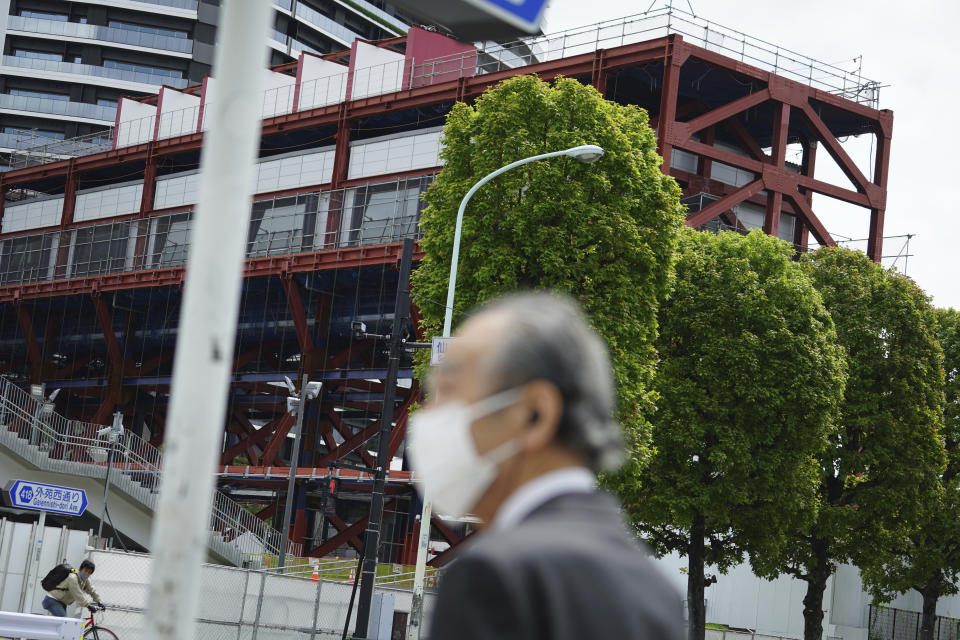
[154,172,199,210]
[262,70,296,118]
[2,196,64,233]
[156,88,201,140]
[75,181,144,222]
[350,41,406,100]
[297,55,348,110]
[347,128,442,180]
[257,149,335,192]
[670,148,699,173]
[114,98,156,148]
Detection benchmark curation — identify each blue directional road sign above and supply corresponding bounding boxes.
[463,0,547,34]
[3,480,88,517]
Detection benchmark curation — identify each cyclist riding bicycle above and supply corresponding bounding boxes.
[42,559,103,617]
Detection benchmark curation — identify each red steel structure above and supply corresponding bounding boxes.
[0,7,891,565]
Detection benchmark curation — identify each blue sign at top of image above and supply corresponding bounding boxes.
[7,480,87,516]
[464,0,548,32]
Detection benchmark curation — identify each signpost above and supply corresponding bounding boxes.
[385,0,548,40]
[3,480,87,614]
[430,336,454,367]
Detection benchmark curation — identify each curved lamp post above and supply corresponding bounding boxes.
[441,144,605,337]
[407,144,606,640]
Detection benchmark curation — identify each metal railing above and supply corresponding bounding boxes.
[410,4,881,107]
[0,176,429,287]
[0,55,190,89]
[0,377,302,565]
[6,16,194,54]
[6,130,114,170]
[0,93,116,123]
[869,604,960,640]
[294,1,362,47]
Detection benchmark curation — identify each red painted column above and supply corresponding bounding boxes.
[325,105,351,247]
[656,36,684,175]
[764,103,791,238]
[867,114,893,263]
[61,159,78,227]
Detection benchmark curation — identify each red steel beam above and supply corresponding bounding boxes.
[786,191,836,248]
[685,179,765,228]
[675,88,771,141]
[257,413,297,467]
[15,304,43,382]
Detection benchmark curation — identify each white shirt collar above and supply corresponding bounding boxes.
[490,467,596,533]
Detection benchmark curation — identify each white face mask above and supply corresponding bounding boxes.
[408,389,523,519]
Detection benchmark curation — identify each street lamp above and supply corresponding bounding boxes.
[408,144,606,640]
[441,144,605,337]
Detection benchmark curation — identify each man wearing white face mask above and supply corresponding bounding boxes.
[408,292,682,640]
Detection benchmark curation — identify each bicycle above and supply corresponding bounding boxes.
[81,603,119,640]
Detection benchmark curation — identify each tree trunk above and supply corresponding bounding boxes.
[802,538,831,640]
[687,514,706,640]
[918,571,942,640]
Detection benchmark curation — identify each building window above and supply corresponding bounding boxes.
[9,89,70,101]
[13,49,63,61]
[97,98,118,108]
[108,21,189,39]
[19,10,68,21]
[0,235,55,286]
[71,223,130,277]
[103,59,183,79]
[2,127,66,140]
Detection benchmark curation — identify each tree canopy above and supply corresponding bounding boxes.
[626,228,847,640]
[412,74,684,464]
[781,248,947,640]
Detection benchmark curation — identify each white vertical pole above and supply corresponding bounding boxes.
[144,1,271,638]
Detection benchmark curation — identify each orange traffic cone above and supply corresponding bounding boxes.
[310,565,319,583]
[348,567,356,584]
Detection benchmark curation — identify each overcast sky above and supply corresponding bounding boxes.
[541,0,959,310]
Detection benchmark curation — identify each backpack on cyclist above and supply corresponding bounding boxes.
[41,563,73,592]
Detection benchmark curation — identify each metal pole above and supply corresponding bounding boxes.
[278,373,308,571]
[251,571,267,640]
[309,564,324,640]
[97,411,122,545]
[144,0,271,638]
[19,511,44,613]
[341,550,366,640]
[355,237,414,638]
[441,149,586,336]
[411,146,604,639]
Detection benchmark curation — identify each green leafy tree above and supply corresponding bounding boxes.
[625,229,847,640]
[865,307,958,640]
[412,74,684,464]
[777,248,946,640]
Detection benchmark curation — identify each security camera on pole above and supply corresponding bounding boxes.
[406,145,605,640]
[279,375,322,571]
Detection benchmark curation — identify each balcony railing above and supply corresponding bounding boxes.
[410,5,882,107]
[294,1,362,46]
[0,177,430,288]
[7,16,194,55]
[0,92,117,122]
[1,55,189,89]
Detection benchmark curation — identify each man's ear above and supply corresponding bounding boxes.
[519,380,563,453]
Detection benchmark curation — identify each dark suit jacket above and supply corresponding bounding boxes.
[428,491,683,639]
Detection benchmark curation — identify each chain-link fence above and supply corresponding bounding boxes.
[869,604,960,640]
[89,549,437,640]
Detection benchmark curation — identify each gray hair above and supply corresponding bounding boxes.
[477,292,624,472]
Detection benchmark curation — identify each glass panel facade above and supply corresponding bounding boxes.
[247,194,325,258]
[0,234,57,286]
[341,177,429,246]
[70,222,131,277]
[148,212,192,268]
